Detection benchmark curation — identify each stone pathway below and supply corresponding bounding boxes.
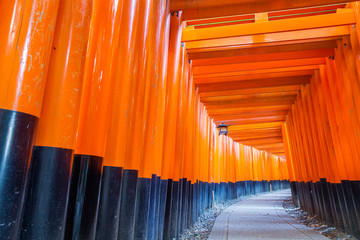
[208,189,328,240]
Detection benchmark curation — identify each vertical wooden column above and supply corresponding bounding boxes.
[115,0,152,238]
[282,122,295,182]
[133,0,170,238]
[161,10,183,240]
[153,3,171,239]
[64,0,122,239]
[310,71,340,183]
[318,65,350,181]
[20,0,92,239]
[0,1,60,238]
[97,0,139,239]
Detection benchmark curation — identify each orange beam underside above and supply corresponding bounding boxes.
[192,48,334,66]
[172,0,351,20]
[197,75,310,92]
[193,58,325,75]
[185,4,345,26]
[188,40,338,59]
[185,26,349,50]
[200,85,301,97]
[202,92,299,103]
[194,67,316,83]
[182,10,355,41]
[215,116,286,126]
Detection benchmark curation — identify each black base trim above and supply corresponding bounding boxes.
[65,154,103,240]
[134,177,151,239]
[118,169,138,240]
[0,109,38,239]
[157,179,168,240]
[21,146,73,240]
[95,166,123,240]
[291,179,360,238]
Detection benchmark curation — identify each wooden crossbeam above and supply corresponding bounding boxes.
[189,40,337,59]
[197,75,310,93]
[204,96,296,111]
[230,133,283,140]
[233,136,284,144]
[229,129,283,138]
[194,67,316,84]
[200,85,301,98]
[207,105,292,115]
[171,0,351,20]
[182,10,354,41]
[253,142,285,148]
[185,26,349,50]
[192,49,334,66]
[202,92,299,103]
[214,116,286,126]
[193,58,324,75]
[229,122,283,131]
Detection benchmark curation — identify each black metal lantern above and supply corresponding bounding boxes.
[217,123,229,136]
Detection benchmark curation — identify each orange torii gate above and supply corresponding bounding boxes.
[0,0,360,239]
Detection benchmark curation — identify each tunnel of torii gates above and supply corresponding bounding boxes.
[2,0,360,239]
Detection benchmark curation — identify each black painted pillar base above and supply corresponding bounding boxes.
[95,166,123,240]
[220,182,226,203]
[179,180,185,236]
[0,109,38,239]
[146,175,159,240]
[209,182,215,208]
[21,146,73,240]
[187,180,193,228]
[65,154,103,240]
[214,183,220,204]
[134,177,151,240]
[291,179,360,238]
[178,179,185,236]
[163,179,173,240]
[157,179,168,240]
[118,169,138,240]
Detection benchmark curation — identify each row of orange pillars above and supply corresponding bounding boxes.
[0,0,359,240]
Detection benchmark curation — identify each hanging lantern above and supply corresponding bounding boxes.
[217,123,229,136]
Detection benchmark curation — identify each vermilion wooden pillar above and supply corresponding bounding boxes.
[20,0,92,239]
[0,0,60,238]
[64,0,122,239]
[161,10,183,240]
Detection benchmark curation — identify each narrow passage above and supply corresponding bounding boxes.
[209,190,328,240]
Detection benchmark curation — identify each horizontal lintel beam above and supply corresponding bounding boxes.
[197,75,310,93]
[175,0,351,20]
[182,10,354,41]
[189,40,337,59]
[229,122,283,131]
[192,48,334,66]
[185,26,350,50]
[193,58,324,75]
[200,85,301,98]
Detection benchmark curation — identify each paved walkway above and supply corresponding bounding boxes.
[208,189,328,240]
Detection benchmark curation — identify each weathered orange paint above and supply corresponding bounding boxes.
[161,11,183,180]
[75,0,123,157]
[141,0,169,178]
[35,0,93,149]
[0,0,60,117]
[104,0,138,167]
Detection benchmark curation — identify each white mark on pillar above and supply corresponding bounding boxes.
[28,54,33,71]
